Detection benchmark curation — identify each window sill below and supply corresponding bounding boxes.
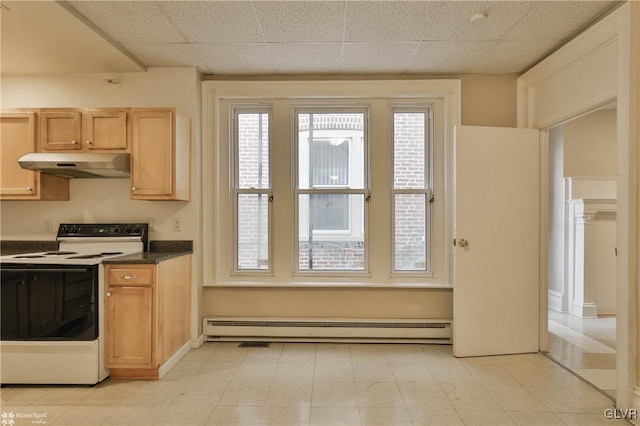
[204,281,453,290]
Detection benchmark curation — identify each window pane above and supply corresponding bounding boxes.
[237,194,269,270]
[394,112,425,189]
[237,112,269,189]
[394,194,426,271]
[310,194,349,231]
[298,113,364,189]
[298,194,364,271]
[312,140,349,186]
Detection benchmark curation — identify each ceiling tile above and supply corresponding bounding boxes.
[469,39,561,74]
[267,43,343,74]
[68,1,185,44]
[409,41,497,74]
[7,1,625,76]
[123,42,207,71]
[252,1,345,43]
[424,1,534,41]
[503,1,621,42]
[157,2,263,43]
[342,42,418,74]
[192,43,275,75]
[344,1,443,42]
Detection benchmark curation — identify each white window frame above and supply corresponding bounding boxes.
[231,105,273,275]
[293,107,370,274]
[391,105,433,276]
[203,80,460,288]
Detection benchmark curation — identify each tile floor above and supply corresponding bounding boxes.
[547,311,617,399]
[0,342,627,426]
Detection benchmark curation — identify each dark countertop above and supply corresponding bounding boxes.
[103,250,192,265]
[1,240,193,264]
[1,241,58,255]
[102,240,193,264]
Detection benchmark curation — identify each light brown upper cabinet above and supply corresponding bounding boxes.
[130,108,190,201]
[1,112,69,200]
[39,108,129,152]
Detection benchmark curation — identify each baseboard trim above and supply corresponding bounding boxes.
[548,290,564,312]
[192,334,205,348]
[158,341,191,379]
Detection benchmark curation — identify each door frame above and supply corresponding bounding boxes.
[518,3,638,409]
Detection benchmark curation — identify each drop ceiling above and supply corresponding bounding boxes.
[0,0,623,76]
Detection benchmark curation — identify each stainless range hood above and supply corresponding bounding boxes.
[18,153,130,178]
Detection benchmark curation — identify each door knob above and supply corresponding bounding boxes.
[458,238,470,248]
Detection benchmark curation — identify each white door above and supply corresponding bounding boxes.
[453,125,540,357]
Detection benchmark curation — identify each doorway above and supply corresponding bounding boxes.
[546,106,618,399]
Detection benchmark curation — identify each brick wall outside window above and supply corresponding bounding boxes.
[236,113,427,270]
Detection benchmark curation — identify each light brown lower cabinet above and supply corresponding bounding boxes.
[105,254,191,379]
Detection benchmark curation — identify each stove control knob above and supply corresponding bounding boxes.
[112,226,120,234]
[124,226,132,234]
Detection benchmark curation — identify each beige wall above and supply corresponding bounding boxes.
[563,109,617,177]
[202,74,518,322]
[0,70,518,329]
[458,74,519,128]
[205,73,519,128]
[205,288,452,319]
[0,67,204,337]
[0,68,201,241]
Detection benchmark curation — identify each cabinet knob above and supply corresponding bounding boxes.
[85,140,93,145]
[131,186,137,192]
[26,186,33,191]
[121,275,137,280]
[106,291,112,297]
[71,140,78,145]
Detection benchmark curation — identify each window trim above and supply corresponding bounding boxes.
[231,105,273,275]
[390,105,434,276]
[203,80,461,288]
[293,106,370,275]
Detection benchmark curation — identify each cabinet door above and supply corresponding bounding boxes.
[131,109,174,199]
[40,111,82,151]
[105,285,154,367]
[84,110,128,151]
[1,113,39,197]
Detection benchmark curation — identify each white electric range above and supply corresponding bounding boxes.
[0,223,148,385]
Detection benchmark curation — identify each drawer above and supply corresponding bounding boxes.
[107,267,153,285]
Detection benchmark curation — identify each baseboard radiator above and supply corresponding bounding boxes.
[203,317,452,344]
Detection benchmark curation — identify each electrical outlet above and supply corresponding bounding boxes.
[147,218,155,231]
[173,217,182,232]
[44,219,53,233]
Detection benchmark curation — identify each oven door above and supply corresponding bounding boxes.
[1,263,98,341]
